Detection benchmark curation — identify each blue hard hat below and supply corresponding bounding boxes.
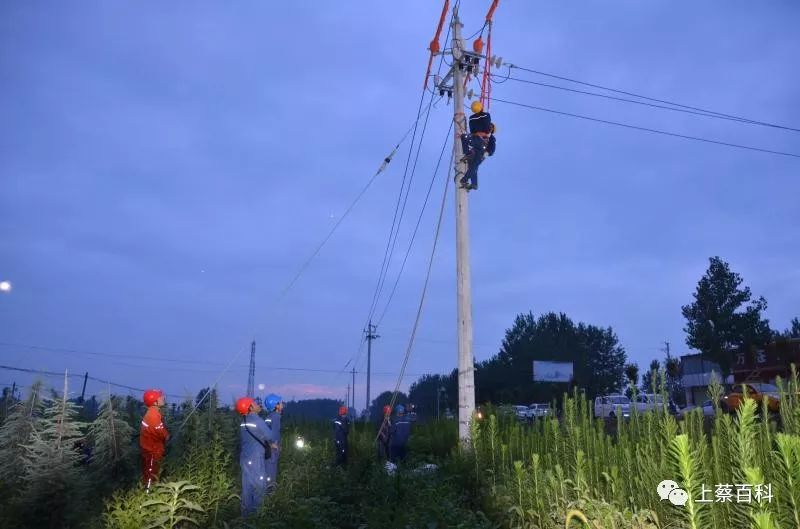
[395,404,405,414]
[265,393,282,411]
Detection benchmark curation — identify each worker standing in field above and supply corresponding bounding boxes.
[264,393,283,492]
[236,397,274,517]
[140,389,169,491]
[389,404,412,464]
[333,405,350,466]
[376,404,392,460]
[459,100,495,191]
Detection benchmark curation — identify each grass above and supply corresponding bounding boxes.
[6,370,800,528]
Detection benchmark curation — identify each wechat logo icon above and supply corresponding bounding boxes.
[657,479,689,506]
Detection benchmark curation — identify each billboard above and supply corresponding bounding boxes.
[533,361,574,383]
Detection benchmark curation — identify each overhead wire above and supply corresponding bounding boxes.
[278,98,440,301]
[377,153,453,441]
[343,8,457,392]
[505,64,800,133]
[492,71,800,128]
[489,96,800,159]
[376,120,454,327]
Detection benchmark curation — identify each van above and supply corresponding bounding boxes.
[594,394,631,418]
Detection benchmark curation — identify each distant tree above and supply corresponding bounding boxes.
[581,323,627,396]
[641,359,661,393]
[283,398,341,420]
[781,317,800,339]
[682,256,772,375]
[493,311,627,401]
[195,387,218,411]
[664,354,684,405]
[624,363,639,397]
[369,391,407,422]
[408,371,458,418]
[76,395,99,423]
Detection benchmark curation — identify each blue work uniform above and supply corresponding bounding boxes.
[264,410,281,489]
[239,412,274,517]
[333,415,350,465]
[389,414,411,463]
[459,111,493,190]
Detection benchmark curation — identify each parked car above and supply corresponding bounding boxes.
[721,382,780,414]
[679,399,716,417]
[512,406,528,421]
[635,394,679,415]
[594,394,631,418]
[527,403,551,419]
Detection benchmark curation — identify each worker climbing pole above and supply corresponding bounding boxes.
[427,0,500,193]
[422,0,499,444]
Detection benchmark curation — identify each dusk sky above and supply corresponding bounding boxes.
[2,1,798,409]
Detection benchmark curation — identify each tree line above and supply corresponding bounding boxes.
[396,256,798,419]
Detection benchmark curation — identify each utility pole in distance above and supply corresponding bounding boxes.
[351,367,356,410]
[438,5,476,445]
[365,321,379,420]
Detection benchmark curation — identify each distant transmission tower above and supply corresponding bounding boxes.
[247,340,256,397]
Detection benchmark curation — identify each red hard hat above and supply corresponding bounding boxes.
[236,397,254,416]
[143,389,163,407]
[339,406,348,416]
[383,405,392,416]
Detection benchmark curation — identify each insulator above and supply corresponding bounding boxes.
[466,89,474,99]
[439,89,445,96]
[466,65,473,73]
[494,56,503,68]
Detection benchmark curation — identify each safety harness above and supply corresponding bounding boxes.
[241,419,272,460]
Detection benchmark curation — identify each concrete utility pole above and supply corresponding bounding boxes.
[351,367,356,409]
[345,384,350,410]
[450,6,476,444]
[365,321,379,419]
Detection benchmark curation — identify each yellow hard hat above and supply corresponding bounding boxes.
[470,100,483,113]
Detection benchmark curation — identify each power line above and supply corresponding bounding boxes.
[379,153,453,441]
[0,342,428,377]
[366,76,441,324]
[376,120,454,326]
[346,14,457,387]
[493,72,800,129]
[0,365,183,399]
[278,95,442,300]
[489,96,800,159]
[505,64,800,133]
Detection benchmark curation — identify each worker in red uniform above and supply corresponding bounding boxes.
[140,388,169,491]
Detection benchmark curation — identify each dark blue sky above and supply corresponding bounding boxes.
[1,1,798,408]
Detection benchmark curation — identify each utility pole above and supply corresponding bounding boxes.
[365,321,379,420]
[664,341,671,358]
[80,372,88,403]
[345,384,350,410]
[444,5,476,444]
[351,367,356,410]
[247,340,256,398]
